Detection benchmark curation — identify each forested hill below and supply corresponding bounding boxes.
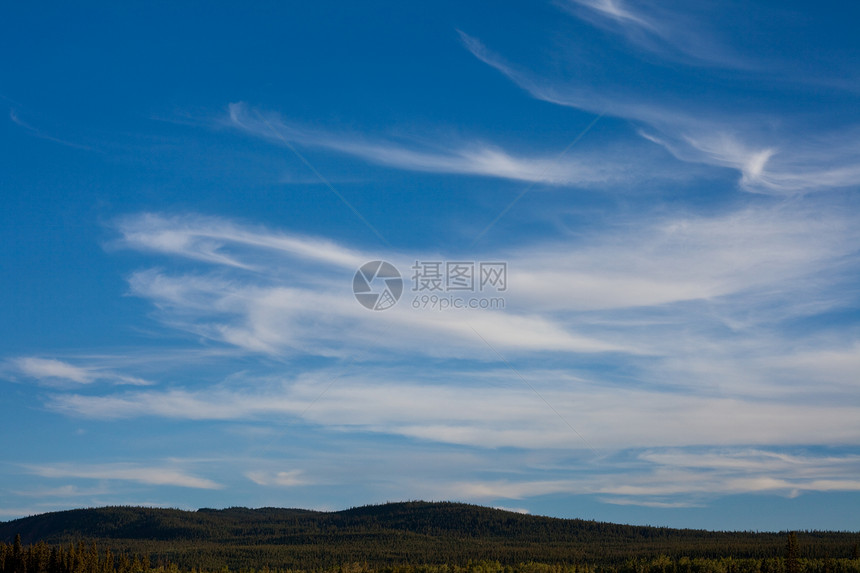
[1,502,858,570]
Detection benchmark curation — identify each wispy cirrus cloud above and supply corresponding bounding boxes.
[226,102,672,188]
[19,206,860,508]
[407,447,860,507]
[45,369,860,450]
[104,205,860,364]
[112,211,365,271]
[112,212,632,357]
[26,462,222,490]
[9,357,151,386]
[598,498,702,509]
[245,469,305,487]
[13,485,112,498]
[288,445,860,511]
[14,358,93,383]
[9,109,93,150]
[459,20,860,194]
[560,0,860,90]
[592,448,860,506]
[559,0,755,70]
[9,446,860,513]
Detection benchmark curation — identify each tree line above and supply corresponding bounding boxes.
[2,533,860,573]
[0,535,150,573]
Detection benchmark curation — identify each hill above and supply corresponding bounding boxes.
[1,502,858,570]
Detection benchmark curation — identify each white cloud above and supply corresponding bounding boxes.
[113,213,632,358]
[13,485,111,497]
[14,357,94,383]
[70,209,860,448]
[510,203,859,313]
[598,498,703,508]
[109,204,860,366]
[559,0,753,70]
[415,447,860,506]
[591,448,860,504]
[227,102,666,188]
[571,0,651,28]
[113,211,366,271]
[44,367,860,451]
[245,469,306,487]
[18,207,860,509]
[459,28,860,194]
[448,479,577,500]
[10,357,151,386]
[27,463,223,490]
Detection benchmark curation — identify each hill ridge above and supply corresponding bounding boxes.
[1,501,858,570]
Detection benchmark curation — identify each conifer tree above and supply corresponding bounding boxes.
[786,533,800,573]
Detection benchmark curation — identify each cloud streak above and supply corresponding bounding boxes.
[559,0,755,70]
[10,357,151,386]
[26,462,222,490]
[406,447,860,506]
[459,24,860,194]
[245,469,306,487]
[45,370,860,450]
[9,109,93,150]
[227,102,666,188]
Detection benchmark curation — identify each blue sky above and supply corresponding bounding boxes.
[2,1,860,531]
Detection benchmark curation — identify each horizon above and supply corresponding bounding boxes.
[2,1,859,532]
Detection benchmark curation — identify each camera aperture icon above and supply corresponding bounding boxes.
[353,261,403,311]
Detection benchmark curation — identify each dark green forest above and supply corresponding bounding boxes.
[1,502,858,573]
